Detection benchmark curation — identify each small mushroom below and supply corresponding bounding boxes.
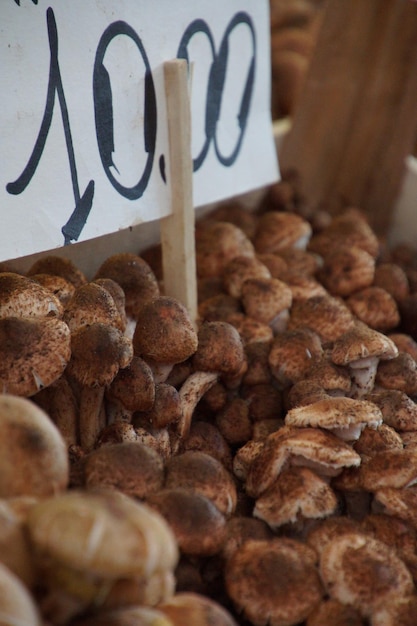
[133,296,198,383]
[27,489,179,620]
[240,277,293,333]
[0,272,63,318]
[0,316,71,397]
[317,245,375,297]
[253,211,312,253]
[364,389,417,432]
[288,294,355,343]
[370,594,417,626]
[146,488,226,557]
[0,395,69,497]
[66,322,133,451]
[222,255,271,298]
[158,591,239,626]
[164,451,237,517]
[252,466,339,532]
[31,272,76,307]
[346,286,400,333]
[94,253,160,337]
[375,351,417,396]
[268,327,323,389]
[319,531,414,618]
[195,221,255,278]
[105,356,155,424]
[306,598,365,626]
[27,255,87,289]
[285,396,383,441]
[331,321,398,398]
[63,282,125,332]
[224,537,323,626]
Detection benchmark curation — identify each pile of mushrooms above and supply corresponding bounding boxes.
[2,179,417,625]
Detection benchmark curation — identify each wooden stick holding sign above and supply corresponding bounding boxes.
[160,59,198,327]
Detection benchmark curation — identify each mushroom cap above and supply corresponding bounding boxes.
[179,421,233,470]
[361,513,417,568]
[222,255,271,298]
[331,321,398,366]
[357,448,417,491]
[27,255,87,288]
[253,466,338,530]
[317,245,375,297]
[133,296,198,365]
[285,397,383,440]
[241,277,293,325]
[288,294,355,343]
[67,323,133,387]
[374,485,417,528]
[353,423,403,457]
[164,451,237,517]
[195,221,255,278]
[192,321,245,376]
[0,395,68,497]
[221,515,274,562]
[83,442,164,499]
[198,293,242,323]
[268,327,323,388]
[373,262,410,303]
[0,316,71,396]
[93,277,128,330]
[64,282,125,332]
[31,272,76,306]
[0,561,42,626]
[346,286,400,332]
[388,332,417,362]
[106,356,155,413]
[27,489,178,579]
[0,272,63,318]
[319,532,414,617]
[94,253,160,319]
[224,537,323,626]
[202,200,258,238]
[146,488,226,557]
[370,594,417,626]
[253,211,312,253]
[305,515,362,558]
[375,352,417,396]
[136,382,181,430]
[364,389,417,432]
[246,426,361,498]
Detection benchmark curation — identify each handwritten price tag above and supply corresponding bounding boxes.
[1,0,278,261]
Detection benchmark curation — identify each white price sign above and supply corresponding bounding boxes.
[1,0,278,261]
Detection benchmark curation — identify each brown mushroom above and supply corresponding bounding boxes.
[222,255,271,298]
[64,282,125,332]
[0,316,71,397]
[331,321,398,398]
[31,272,76,307]
[66,322,133,451]
[268,327,323,389]
[364,389,417,432]
[306,598,365,626]
[253,211,312,253]
[158,591,239,626]
[105,356,155,424]
[27,255,87,289]
[0,272,63,318]
[288,294,355,343]
[285,396,383,441]
[317,245,375,297]
[346,286,400,333]
[319,531,414,618]
[195,221,255,278]
[0,395,68,497]
[224,537,323,626]
[133,296,198,383]
[240,277,293,333]
[375,352,417,396]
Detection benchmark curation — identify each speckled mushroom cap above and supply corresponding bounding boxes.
[305,515,362,559]
[388,332,417,361]
[268,327,324,388]
[94,253,160,320]
[0,272,63,318]
[0,395,68,497]
[67,322,133,387]
[83,442,165,499]
[192,321,245,377]
[0,316,71,396]
[332,321,398,368]
[319,532,414,618]
[253,466,338,530]
[195,220,255,278]
[285,396,383,441]
[346,286,400,332]
[27,255,87,289]
[356,448,417,492]
[353,423,403,457]
[222,255,271,298]
[240,277,293,327]
[0,561,42,626]
[164,451,237,517]
[288,294,355,343]
[221,515,274,562]
[63,282,126,332]
[106,356,155,414]
[375,352,417,396]
[253,211,312,253]
[373,262,410,304]
[158,592,239,626]
[364,389,417,432]
[31,272,76,307]
[224,537,323,626]
[27,489,178,579]
[317,245,375,297]
[306,598,365,626]
[145,488,226,557]
[246,426,361,498]
[374,485,417,528]
[133,296,198,365]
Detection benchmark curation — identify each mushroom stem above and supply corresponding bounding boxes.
[349,356,379,398]
[79,386,106,452]
[173,371,219,453]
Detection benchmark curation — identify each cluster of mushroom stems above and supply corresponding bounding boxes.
[2,178,417,625]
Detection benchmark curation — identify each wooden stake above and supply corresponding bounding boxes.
[279,0,417,236]
[160,59,197,326]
